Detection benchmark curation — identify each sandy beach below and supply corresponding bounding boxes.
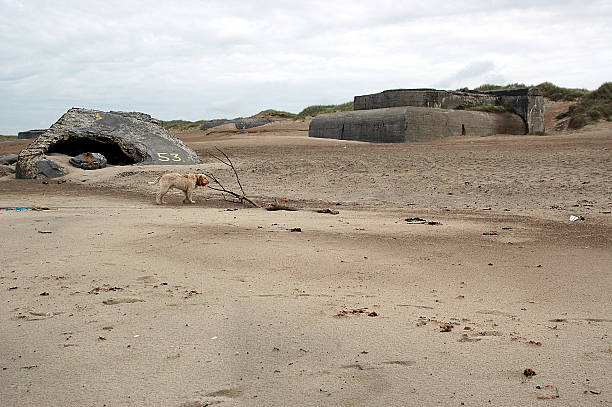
[1,116,610,406]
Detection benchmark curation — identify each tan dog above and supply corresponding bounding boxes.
[150,173,209,204]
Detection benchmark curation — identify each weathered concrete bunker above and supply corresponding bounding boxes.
[310,87,545,143]
[309,106,527,143]
[16,108,201,179]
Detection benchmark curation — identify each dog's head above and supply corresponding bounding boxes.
[196,174,209,187]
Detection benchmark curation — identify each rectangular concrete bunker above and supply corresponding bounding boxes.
[309,106,527,143]
[353,88,545,134]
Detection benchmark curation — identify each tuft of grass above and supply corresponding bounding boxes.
[557,82,612,129]
[536,82,589,102]
[162,120,206,132]
[251,109,296,119]
[296,102,354,119]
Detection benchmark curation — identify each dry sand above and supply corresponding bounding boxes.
[0,113,610,406]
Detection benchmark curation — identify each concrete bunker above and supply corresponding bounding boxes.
[353,87,545,134]
[16,108,201,179]
[310,87,544,143]
[310,106,527,143]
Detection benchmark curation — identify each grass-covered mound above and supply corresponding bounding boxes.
[456,83,526,92]
[296,102,354,119]
[536,82,589,102]
[459,82,589,101]
[251,109,296,119]
[557,82,612,128]
[162,119,207,132]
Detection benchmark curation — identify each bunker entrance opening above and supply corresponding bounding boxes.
[47,137,141,165]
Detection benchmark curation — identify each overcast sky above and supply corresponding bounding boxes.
[1,0,610,134]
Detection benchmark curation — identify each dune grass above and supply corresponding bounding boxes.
[295,102,354,119]
[457,83,527,92]
[556,82,612,128]
[162,119,207,132]
[473,83,527,92]
[535,82,590,102]
[251,109,296,119]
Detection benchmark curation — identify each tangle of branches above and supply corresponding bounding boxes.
[204,147,259,207]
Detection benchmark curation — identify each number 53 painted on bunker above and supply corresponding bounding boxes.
[156,152,182,162]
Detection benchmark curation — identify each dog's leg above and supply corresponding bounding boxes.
[156,184,170,205]
[184,185,196,204]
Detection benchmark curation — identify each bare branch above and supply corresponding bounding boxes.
[215,147,247,198]
[203,148,259,207]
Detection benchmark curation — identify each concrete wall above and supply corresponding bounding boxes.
[354,88,545,134]
[309,107,408,143]
[354,89,498,111]
[309,106,526,143]
[485,88,545,134]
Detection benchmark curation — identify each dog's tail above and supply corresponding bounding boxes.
[148,175,163,185]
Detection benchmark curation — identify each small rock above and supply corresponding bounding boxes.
[0,154,18,165]
[523,368,536,377]
[102,297,144,305]
[69,152,107,170]
[316,209,339,215]
[439,323,453,332]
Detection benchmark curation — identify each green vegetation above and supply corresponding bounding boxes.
[0,135,18,140]
[457,83,526,92]
[296,102,354,119]
[557,82,612,129]
[251,109,296,119]
[472,83,526,92]
[162,119,207,132]
[535,82,589,101]
[459,82,588,102]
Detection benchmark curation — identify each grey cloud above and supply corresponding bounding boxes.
[1,0,610,134]
[435,61,503,89]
